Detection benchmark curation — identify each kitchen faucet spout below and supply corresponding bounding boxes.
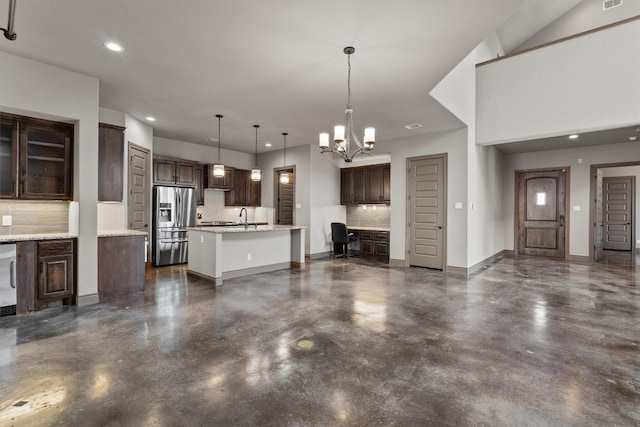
[239,208,248,228]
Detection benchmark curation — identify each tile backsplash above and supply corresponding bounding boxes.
[346,205,390,228]
[97,203,127,230]
[0,201,70,235]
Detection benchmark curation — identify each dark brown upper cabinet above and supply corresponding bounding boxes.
[224,168,261,207]
[0,112,74,201]
[153,156,196,187]
[0,115,18,198]
[98,123,125,202]
[340,163,390,205]
[194,164,204,205]
[205,165,234,190]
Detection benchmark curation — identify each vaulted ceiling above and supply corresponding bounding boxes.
[1,0,588,154]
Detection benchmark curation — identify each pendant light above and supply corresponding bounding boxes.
[280,132,289,184]
[251,124,261,181]
[213,114,225,178]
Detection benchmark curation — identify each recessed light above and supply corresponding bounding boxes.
[104,42,123,52]
[568,134,579,140]
[404,123,423,130]
[206,137,219,142]
[265,143,272,147]
[146,116,156,122]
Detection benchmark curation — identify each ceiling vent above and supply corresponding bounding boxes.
[603,0,622,10]
[404,123,423,130]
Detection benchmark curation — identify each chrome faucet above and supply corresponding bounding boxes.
[239,208,248,228]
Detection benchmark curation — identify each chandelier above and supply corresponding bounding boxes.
[319,46,375,162]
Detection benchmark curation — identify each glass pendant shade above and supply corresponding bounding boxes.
[251,168,261,181]
[319,132,330,149]
[280,172,289,184]
[251,124,261,181]
[213,163,225,177]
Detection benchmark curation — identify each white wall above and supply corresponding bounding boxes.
[258,144,312,253]
[477,20,640,145]
[503,141,640,256]
[153,136,253,169]
[1,51,100,299]
[516,0,640,52]
[377,129,468,268]
[310,146,344,255]
[601,165,640,249]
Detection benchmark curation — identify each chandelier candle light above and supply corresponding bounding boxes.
[213,114,225,178]
[280,132,289,184]
[319,46,375,162]
[251,124,261,181]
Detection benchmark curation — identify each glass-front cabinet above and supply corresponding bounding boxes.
[0,116,18,198]
[0,112,74,200]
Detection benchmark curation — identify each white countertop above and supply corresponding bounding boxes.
[0,232,78,243]
[98,229,148,238]
[347,226,391,232]
[188,225,305,234]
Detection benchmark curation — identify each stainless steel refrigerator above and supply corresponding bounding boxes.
[152,186,196,266]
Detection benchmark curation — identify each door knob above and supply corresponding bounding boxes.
[437,226,442,229]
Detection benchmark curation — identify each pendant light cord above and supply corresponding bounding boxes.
[254,125,259,167]
[282,132,288,166]
[346,52,351,110]
[216,114,222,162]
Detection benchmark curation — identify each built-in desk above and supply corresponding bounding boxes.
[347,227,390,261]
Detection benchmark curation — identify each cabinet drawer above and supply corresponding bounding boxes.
[359,231,374,241]
[37,240,73,256]
[374,231,389,242]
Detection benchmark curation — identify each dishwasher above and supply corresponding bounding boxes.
[0,244,16,316]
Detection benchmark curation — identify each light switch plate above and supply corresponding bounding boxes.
[573,206,581,211]
[454,202,462,209]
[2,215,11,226]
[296,203,301,209]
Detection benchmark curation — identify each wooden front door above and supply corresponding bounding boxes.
[516,169,567,258]
[603,176,634,250]
[128,143,150,233]
[408,155,446,269]
[594,169,604,262]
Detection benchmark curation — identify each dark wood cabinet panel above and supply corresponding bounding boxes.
[14,239,77,313]
[194,164,204,205]
[354,229,389,261]
[341,168,353,204]
[341,163,390,205]
[205,165,234,190]
[0,116,18,198]
[20,119,74,200]
[98,235,145,299]
[175,161,196,186]
[248,176,261,207]
[225,168,261,206]
[98,123,125,201]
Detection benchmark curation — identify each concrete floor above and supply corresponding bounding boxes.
[0,255,638,426]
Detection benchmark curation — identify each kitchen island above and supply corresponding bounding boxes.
[187,225,305,285]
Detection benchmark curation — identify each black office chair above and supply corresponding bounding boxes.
[331,222,356,259]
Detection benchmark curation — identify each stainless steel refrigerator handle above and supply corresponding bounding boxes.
[177,190,182,227]
[9,260,15,289]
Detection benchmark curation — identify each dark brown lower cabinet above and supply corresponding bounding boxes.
[16,238,76,314]
[98,235,145,299]
[355,230,389,261]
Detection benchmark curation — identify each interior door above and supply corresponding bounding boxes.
[594,169,604,262]
[128,143,150,234]
[276,167,294,225]
[408,155,445,269]
[517,169,567,258]
[603,176,634,250]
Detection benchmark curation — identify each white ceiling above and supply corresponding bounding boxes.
[1,0,535,153]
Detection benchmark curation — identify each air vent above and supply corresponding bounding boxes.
[603,0,622,10]
[404,123,423,130]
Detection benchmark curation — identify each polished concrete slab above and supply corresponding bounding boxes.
[0,256,638,426]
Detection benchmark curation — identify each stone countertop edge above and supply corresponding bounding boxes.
[98,230,148,237]
[188,225,306,234]
[0,232,78,243]
[347,226,391,232]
